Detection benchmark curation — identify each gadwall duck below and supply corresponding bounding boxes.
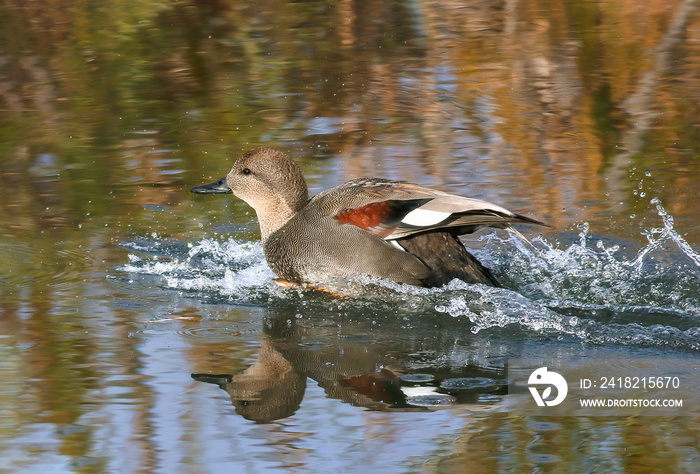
[191,147,545,288]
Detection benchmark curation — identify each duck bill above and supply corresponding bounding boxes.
[190,176,232,194]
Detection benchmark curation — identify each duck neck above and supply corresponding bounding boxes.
[256,199,298,242]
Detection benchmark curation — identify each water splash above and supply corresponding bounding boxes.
[434,282,586,337]
[439,198,700,348]
[630,197,700,269]
[118,237,274,301]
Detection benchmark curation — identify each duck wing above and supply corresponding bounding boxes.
[312,178,546,240]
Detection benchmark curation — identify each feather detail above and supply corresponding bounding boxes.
[401,208,452,227]
[334,198,430,238]
[317,178,546,240]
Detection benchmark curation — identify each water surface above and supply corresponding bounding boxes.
[1,0,700,471]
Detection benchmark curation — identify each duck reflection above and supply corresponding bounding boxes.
[192,304,508,423]
[192,340,307,424]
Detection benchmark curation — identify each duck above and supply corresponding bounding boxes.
[191,147,546,288]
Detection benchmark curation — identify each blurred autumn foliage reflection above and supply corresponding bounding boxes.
[2,0,700,235]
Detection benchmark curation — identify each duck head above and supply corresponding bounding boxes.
[191,147,309,240]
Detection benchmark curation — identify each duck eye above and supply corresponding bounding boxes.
[242,168,251,175]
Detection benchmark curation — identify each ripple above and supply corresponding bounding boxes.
[407,394,455,406]
[400,373,435,384]
[178,326,244,340]
[440,377,504,391]
[0,241,88,285]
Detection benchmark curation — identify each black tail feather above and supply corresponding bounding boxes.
[397,232,501,288]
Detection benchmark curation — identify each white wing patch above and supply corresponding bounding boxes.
[401,208,452,227]
[389,240,405,250]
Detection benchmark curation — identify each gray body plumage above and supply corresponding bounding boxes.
[264,205,429,286]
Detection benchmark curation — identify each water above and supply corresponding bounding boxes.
[120,198,700,347]
[2,0,700,471]
[111,199,700,470]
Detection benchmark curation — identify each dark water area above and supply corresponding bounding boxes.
[2,0,700,471]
